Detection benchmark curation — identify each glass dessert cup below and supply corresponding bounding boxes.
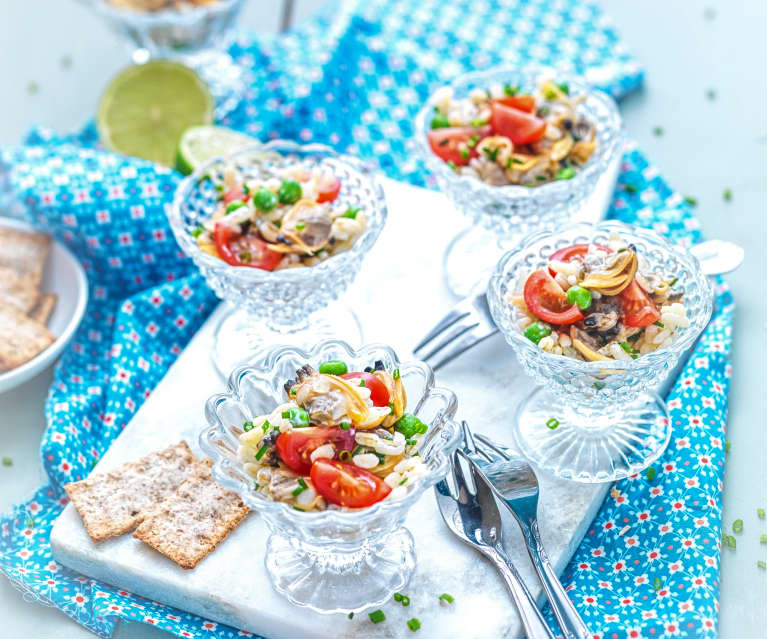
[414,66,623,297]
[78,0,246,117]
[200,340,460,613]
[487,221,714,483]
[168,141,387,377]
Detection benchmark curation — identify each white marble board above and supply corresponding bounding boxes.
[51,169,618,639]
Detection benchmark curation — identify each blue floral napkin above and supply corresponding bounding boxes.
[0,1,731,638]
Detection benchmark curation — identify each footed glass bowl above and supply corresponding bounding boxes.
[168,141,387,376]
[488,221,714,482]
[414,66,623,295]
[199,340,460,614]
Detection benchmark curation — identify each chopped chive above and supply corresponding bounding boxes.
[359,379,366,387]
[439,593,454,604]
[593,382,605,391]
[388,401,394,412]
[470,117,487,127]
[546,418,559,430]
[503,83,519,96]
[2,457,12,467]
[733,519,744,533]
[646,466,656,481]
[348,612,354,620]
[407,618,421,631]
[282,411,289,419]
[555,166,575,181]
[723,188,732,202]
[242,420,254,432]
[342,207,360,219]
[393,593,403,602]
[536,174,548,182]
[262,419,271,432]
[446,160,458,172]
[668,277,679,287]
[376,453,386,464]
[190,225,204,238]
[290,387,297,395]
[352,445,363,456]
[460,148,469,161]
[653,577,662,592]
[705,88,717,101]
[405,438,417,446]
[25,516,35,528]
[760,534,767,544]
[467,134,479,148]
[255,444,269,461]
[726,534,736,549]
[626,331,642,343]
[214,183,225,192]
[759,560,766,569]
[556,82,570,95]
[399,477,409,486]
[623,184,638,193]
[725,440,731,453]
[292,505,305,511]
[297,477,307,489]
[653,321,665,328]
[482,146,500,162]
[339,422,351,430]
[291,483,306,497]
[401,595,410,606]
[393,369,400,379]
[620,342,633,354]
[683,195,698,207]
[758,508,765,519]
[295,221,306,231]
[368,610,385,624]
[652,126,664,136]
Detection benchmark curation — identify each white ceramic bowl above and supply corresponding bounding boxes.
[0,218,88,393]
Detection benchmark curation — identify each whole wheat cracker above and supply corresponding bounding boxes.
[0,305,55,371]
[29,293,57,325]
[0,227,50,285]
[64,441,199,542]
[133,459,250,569]
[0,266,40,313]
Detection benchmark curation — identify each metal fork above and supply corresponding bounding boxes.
[413,289,498,370]
[435,445,555,639]
[462,426,591,639]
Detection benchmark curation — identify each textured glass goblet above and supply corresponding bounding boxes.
[414,66,623,296]
[487,221,714,482]
[78,0,247,117]
[168,141,387,377]
[200,340,460,613]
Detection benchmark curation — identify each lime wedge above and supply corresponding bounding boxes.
[175,125,257,175]
[97,61,214,166]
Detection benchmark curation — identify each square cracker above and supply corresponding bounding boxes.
[64,441,199,542]
[0,305,55,371]
[133,460,250,569]
[29,293,57,325]
[0,266,40,313]
[0,227,51,285]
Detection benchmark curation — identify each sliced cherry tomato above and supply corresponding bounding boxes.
[317,176,341,203]
[310,459,392,508]
[547,243,611,278]
[523,268,583,325]
[275,427,356,476]
[223,186,249,205]
[427,126,490,166]
[489,102,546,145]
[493,94,536,113]
[341,371,390,407]
[619,279,661,327]
[213,223,282,270]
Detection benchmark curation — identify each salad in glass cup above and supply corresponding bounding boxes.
[168,141,387,376]
[200,341,460,613]
[487,222,714,483]
[414,66,623,296]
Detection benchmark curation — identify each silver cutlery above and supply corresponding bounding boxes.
[435,438,556,639]
[462,424,591,639]
[415,239,743,369]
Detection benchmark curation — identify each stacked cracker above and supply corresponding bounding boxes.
[0,227,57,372]
[64,441,249,569]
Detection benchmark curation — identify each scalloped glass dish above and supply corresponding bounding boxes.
[78,0,247,117]
[168,141,387,377]
[488,221,714,483]
[199,341,460,613]
[414,66,623,295]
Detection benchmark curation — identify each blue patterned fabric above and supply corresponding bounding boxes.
[0,1,730,638]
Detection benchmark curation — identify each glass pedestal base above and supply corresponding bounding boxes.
[443,225,511,297]
[513,387,671,483]
[212,304,362,379]
[265,528,415,614]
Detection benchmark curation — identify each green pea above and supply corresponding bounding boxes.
[523,322,552,345]
[252,187,278,212]
[555,166,575,181]
[282,406,310,428]
[319,360,348,376]
[278,179,302,205]
[394,413,427,439]
[566,285,592,310]
[430,112,450,129]
[225,200,246,214]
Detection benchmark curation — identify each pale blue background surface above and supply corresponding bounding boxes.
[0,1,764,637]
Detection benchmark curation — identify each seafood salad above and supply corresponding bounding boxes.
[237,360,429,511]
[512,234,689,361]
[193,163,366,270]
[427,78,597,187]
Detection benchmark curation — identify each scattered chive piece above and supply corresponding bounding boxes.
[620,342,633,354]
[291,483,306,498]
[401,595,410,606]
[295,221,306,231]
[446,160,457,172]
[706,88,717,100]
[758,508,765,519]
[342,207,360,219]
[555,166,575,181]
[190,225,204,238]
[623,184,638,193]
[653,321,665,328]
[25,517,35,528]
[593,382,605,391]
[646,466,656,481]
[407,618,421,632]
[759,560,766,569]
[460,148,469,161]
[556,82,570,95]
[723,188,732,201]
[725,440,731,453]
[653,577,662,592]
[393,369,400,380]
[399,477,409,486]
[339,422,351,430]
[352,445,363,456]
[393,593,403,602]
[733,519,744,533]
[297,477,307,489]
[292,505,305,511]
[683,195,698,207]
[439,593,454,604]
[546,418,559,430]
[652,126,664,136]
[359,379,366,387]
[348,612,354,620]
[503,83,519,96]
[262,420,271,433]
[405,438,417,446]
[668,277,679,287]
[290,387,297,396]
[760,534,767,544]
[626,332,642,343]
[376,453,386,464]
[482,146,499,162]
[368,610,386,624]
[255,444,269,461]
[2,457,12,467]
[243,420,255,432]
[726,535,736,549]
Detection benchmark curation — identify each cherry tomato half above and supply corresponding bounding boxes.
[493,94,536,113]
[275,427,356,476]
[213,223,283,270]
[619,279,661,327]
[523,268,583,325]
[489,102,546,145]
[341,371,390,407]
[223,186,249,205]
[427,126,490,166]
[547,243,611,278]
[317,176,341,203]
[310,458,392,508]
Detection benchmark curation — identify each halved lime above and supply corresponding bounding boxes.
[97,61,214,166]
[175,125,257,175]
